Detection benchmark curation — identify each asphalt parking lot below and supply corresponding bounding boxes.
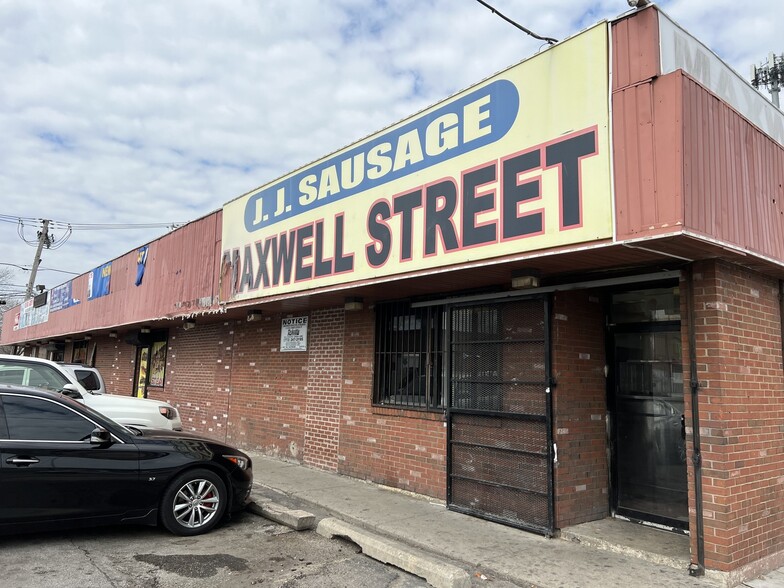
[0,510,430,588]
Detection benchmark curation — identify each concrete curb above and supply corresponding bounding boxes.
[246,500,316,531]
[316,517,471,588]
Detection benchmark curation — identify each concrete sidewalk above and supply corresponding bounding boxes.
[245,452,731,588]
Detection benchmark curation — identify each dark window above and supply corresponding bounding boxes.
[0,401,8,439]
[72,341,88,364]
[373,302,446,410]
[0,368,27,386]
[148,339,167,388]
[2,396,95,441]
[611,287,680,324]
[74,369,100,391]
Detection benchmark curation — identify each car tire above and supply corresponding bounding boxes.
[160,468,227,536]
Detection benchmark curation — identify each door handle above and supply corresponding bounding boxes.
[6,457,39,465]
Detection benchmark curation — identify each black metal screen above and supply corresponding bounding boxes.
[447,296,553,535]
[373,302,446,409]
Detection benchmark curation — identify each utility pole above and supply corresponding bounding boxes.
[751,52,783,108]
[25,219,51,300]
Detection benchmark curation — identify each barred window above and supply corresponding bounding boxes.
[373,302,446,410]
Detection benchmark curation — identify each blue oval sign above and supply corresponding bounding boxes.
[244,79,519,232]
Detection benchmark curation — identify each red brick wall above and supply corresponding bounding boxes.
[164,322,231,440]
[304,308,344,471]
[338,308,447,498]
[551,290,609,528]
[686,261,784,572]
[225,314,309,459]
[93,335,136,396]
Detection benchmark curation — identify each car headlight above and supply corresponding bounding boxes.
[158,406,178,420]
[225,455,249,470]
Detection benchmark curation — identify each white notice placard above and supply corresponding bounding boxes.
[280,316,308,352]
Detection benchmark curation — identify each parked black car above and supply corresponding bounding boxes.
[0,384,253,536]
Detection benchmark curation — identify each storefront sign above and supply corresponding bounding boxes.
[88,262,112,300]
[222,23,612,302]
[280,316,308,352]
[50,281,80,312]
[16,298,49,329]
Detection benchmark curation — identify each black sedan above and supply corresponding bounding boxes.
[0,384,253,536]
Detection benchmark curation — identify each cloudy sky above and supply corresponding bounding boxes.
[0,0,781,301]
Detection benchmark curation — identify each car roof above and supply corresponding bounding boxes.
[0,354,58,366]
[0,357,91,395]
[0,383,64,399]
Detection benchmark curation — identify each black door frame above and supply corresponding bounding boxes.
[605,286,688,531]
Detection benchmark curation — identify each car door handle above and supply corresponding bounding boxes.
[6,457,40,465]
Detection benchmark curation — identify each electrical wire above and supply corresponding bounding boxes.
[0,265,80,276]
[2,214,184,252]
[0,214,185,231]
[473,0,558,45]
[38,266,80,275]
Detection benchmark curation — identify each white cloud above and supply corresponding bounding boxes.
[0,0,780,298]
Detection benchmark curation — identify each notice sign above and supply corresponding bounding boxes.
[280,316,308,352]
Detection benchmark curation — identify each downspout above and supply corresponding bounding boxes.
[685,265,705,577]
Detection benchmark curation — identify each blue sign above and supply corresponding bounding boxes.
[135,246,149,286]
[50,281,80,312]
[243,79,519,233]
[88,262,112,300]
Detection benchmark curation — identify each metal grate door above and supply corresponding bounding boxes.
[447,296,554,535]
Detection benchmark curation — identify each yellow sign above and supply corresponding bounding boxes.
[221,23,611,302]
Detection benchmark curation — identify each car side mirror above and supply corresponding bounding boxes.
[90,427,112,445]
[61,383,84,400]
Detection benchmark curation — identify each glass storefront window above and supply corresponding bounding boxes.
[611,287,680,324]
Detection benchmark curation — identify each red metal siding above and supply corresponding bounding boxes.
[682,76,784,262]
[1,211,222,345]
[611,9,784,261]
[613,72,685,239]
[611,7,660,91]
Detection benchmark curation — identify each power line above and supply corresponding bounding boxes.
[0,215,38,225]
[38,266,81,275]
[0,263,80,276]
[473,0,558,45]
[0,214,185,231]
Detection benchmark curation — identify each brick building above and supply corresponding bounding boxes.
[2,6,783,584]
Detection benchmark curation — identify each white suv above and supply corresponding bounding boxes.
[0,354,182,430]
[59,363,107,395]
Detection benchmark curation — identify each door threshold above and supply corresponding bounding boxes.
[560,517,691,570]
[614,513,689,535]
